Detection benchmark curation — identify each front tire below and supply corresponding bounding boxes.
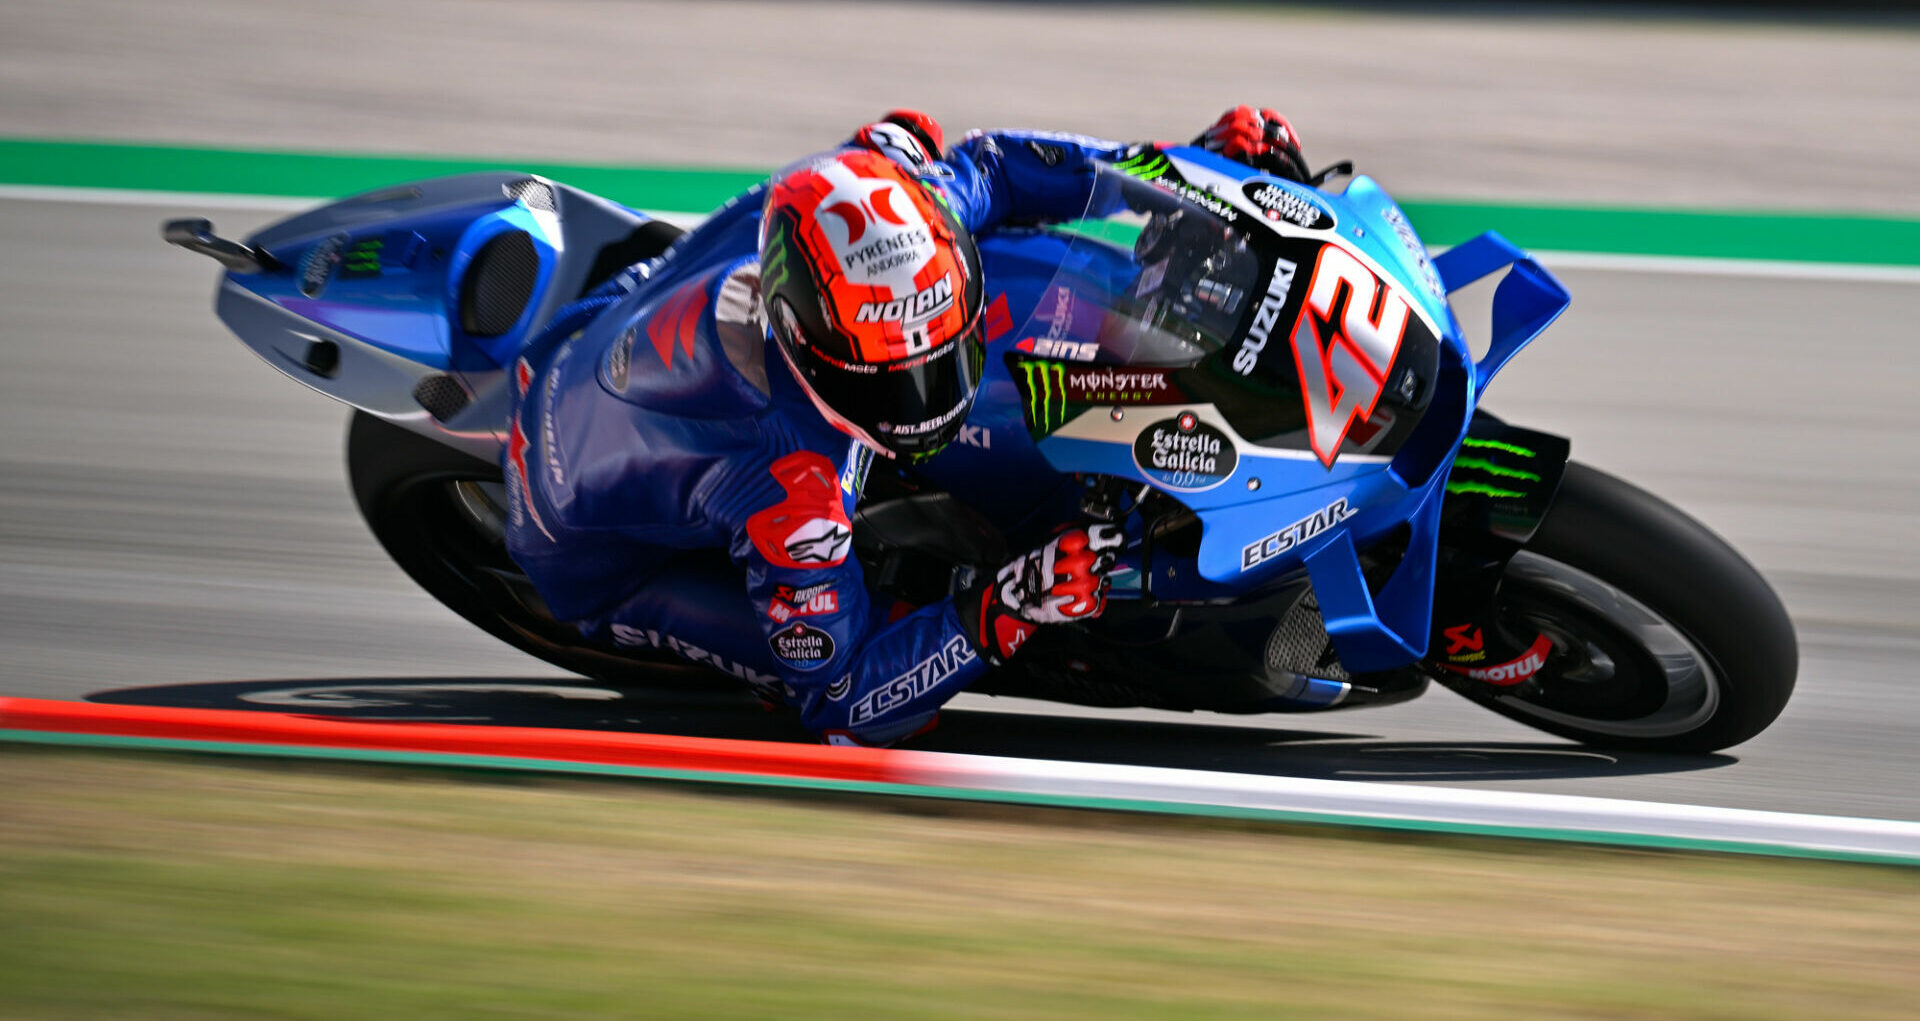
[1442,462,1797,753]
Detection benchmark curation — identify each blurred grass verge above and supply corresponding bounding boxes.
[3,747,1917,1019]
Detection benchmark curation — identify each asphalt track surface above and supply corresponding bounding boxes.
[2,3,1918,821]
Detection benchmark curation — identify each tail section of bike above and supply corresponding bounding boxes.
[167,173,674,460]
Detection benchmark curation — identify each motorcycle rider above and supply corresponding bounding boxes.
[503,107,1309,745]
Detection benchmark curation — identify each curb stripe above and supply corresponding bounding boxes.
[7,136,1920,268]
[4,698,1917,866]
[0,697,898,784]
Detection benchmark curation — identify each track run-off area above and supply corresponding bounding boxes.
[2,2,1918,855]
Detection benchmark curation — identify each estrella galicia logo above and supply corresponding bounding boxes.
[1241,181,1336,230]
[298,234,347,297]
[1132,412,1238,492]
[771,621,835,671]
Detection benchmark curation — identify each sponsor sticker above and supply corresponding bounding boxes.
[1230,256,1299,375]
[771,621,835,671]
[855,275,954,324]
[849,636,978,724]
[839,442,873,496]
[1241,181,1336,230]
[1442,624,1487,663]
[1438,633,1553,686]
[826,675,852,700]
[878,395,967,438]
[783,518,852,566]
[610,624,782,691]
[768,583,840,625]
[1381,205,1447,302]
[1239,498,1355,571]
[817,162,934,289]
[1132,412,1238,492]
[1016,337,1098,361]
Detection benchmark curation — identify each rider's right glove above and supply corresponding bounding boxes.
[958,523,1125,666]
[1195,105,1310,183]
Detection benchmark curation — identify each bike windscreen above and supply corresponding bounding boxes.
[1002,165,1262,368]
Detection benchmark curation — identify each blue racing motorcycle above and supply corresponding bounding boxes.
[164,147,1797,752]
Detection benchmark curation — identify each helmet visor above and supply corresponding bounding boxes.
[794,320,983,458]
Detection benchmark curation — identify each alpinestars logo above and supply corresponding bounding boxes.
[849,636,978,724]
[784,519,852,565]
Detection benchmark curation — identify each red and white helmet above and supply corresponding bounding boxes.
[759,149,985,458]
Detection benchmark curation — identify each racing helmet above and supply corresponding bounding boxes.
[759,149,985,458]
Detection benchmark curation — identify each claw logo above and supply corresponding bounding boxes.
[645,280,708,370]
[783,519,852,566]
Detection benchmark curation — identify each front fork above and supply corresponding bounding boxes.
[1427,414,1571,686]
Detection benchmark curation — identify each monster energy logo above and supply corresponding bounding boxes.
[342,238,383,275]
[1115,149,1171,181]
[762,220,793,296]
[1016,359,1069,434]
[1444,437,1541,499]
[1462,437,1536,458]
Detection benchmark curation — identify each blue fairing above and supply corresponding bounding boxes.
[933,150,1569,670]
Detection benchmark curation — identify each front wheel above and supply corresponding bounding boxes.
[1442,462,1797,753]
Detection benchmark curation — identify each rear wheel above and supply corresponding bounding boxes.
[345,411,710,687]
[1441,462,1797,753]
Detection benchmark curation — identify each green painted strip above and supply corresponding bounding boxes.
[8,136,1919,267]
[0,137,764,215]
[4,729,1913,867]
[1397,197,1920,269]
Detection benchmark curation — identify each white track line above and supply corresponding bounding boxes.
[7,183,1917,285]
[904,751,1920,863]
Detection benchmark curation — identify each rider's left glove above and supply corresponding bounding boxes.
[1195,105,1309,183]
[959,523,1125,666]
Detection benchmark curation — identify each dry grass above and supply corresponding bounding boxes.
[2,746,1916,1019]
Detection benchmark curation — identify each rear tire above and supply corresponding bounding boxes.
[1442,462,1797,753]
[345,411,711,687]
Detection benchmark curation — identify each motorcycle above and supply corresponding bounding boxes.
[164,144,1797,753]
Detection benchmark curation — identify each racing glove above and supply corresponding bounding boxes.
[854,109,946,170]
[959,523,1125,666]
[1195,105,1309,183]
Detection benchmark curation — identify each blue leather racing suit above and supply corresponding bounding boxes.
[504,129,1132,744]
